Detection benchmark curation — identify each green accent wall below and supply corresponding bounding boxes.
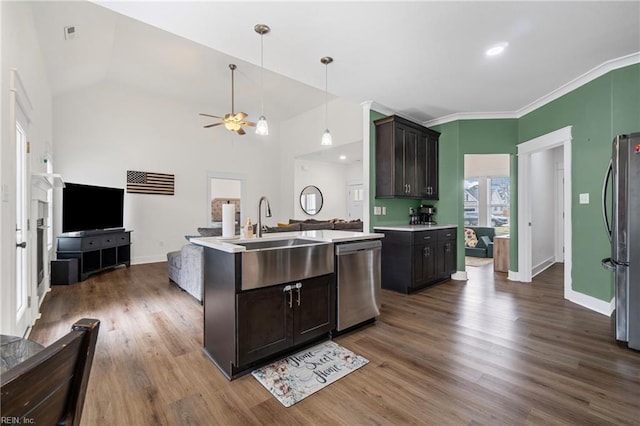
[368,63,640,302]
[518,64,640,301]
[431,119,519,272]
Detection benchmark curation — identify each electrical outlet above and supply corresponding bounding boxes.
[579,193,589,204]
[374,206,382,215]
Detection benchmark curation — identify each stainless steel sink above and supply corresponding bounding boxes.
[239,238,333,290]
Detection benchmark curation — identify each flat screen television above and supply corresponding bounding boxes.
[62,183,124,234]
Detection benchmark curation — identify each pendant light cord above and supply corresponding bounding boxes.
[324,62,328,129]
[260,33,265,115]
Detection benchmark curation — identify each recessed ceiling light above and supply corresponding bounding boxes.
[486,42,508,57]
[339,155,347,160]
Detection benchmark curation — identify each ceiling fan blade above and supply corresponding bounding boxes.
[236,127,246,135]
[241,121,256,127]
[199,113,224,119]
[204,122,224,128]
[224,113,232,120]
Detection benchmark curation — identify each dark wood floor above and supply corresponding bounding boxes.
[30,262,640,425]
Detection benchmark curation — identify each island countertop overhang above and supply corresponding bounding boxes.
[191,230,384,253]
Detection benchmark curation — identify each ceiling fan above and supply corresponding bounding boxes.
[200,64,255,135]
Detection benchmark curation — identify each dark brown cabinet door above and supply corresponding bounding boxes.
[236,275,335,368]
[393,125,407,196]
[437,241,457,279]
[375,115,440,199]
[401,124,420,197]
[413,242,437,287]
[293,274,335,345]
[416,132,428,198]
[236,284,293,366]
[425,132,439,199]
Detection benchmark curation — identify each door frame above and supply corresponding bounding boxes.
[8,69,34,336]
[206,171,246,226]
[346,180,364,221]
[517,126,572,300]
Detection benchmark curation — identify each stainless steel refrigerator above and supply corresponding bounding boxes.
[602,133,640,350]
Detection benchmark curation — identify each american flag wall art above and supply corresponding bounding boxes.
[126,171,175,195]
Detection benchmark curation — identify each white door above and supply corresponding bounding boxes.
[347,183,364,220]
[15,121,30,334]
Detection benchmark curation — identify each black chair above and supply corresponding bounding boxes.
[1,318,100,426]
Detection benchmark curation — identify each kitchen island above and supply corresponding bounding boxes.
[374,224,458,293]
[191,230,383,379]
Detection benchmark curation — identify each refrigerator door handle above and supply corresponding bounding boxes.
[602,159,613,241]
[602,257,617,272]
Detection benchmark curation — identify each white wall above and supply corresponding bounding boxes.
[1,1,53,335]
[53,81,283,263]
[530,148,556,271]
[279,97,363,220]
[293,159,349,220]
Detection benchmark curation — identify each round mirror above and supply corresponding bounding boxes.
[300,185,323,215]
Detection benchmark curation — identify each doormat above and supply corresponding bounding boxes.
[251,341,369,407]
[465,256,494,267]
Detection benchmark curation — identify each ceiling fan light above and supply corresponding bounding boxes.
[256,115,269,136]
[321,129,333,146]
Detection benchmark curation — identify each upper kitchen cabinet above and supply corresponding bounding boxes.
[374,115,440,199]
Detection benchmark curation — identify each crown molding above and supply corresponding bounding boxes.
[421,52,640,128]
[517,51,640,117]
[424,111,518,127]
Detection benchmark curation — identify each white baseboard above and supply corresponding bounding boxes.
[566,290,614,317]
[131,255,167,265]
[532,256,555,278]
[451,270,468,281]
[507,270,523,281]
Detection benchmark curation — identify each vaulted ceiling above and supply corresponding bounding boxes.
[31,1,640,126]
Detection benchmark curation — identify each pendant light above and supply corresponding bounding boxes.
[320,56,333,146]
[254,24,270,136]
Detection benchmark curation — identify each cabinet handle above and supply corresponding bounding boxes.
[423,247,430,257]
[408,184,411,193]
[283,285,292,308]
[295,282,302,306]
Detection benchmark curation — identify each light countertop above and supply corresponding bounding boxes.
[190,229,384,253]
[373,224,457,232]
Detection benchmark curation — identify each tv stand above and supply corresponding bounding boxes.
[60,228,126,237]
[56,230,131,281]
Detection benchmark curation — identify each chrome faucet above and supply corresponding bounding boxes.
[257,196,272,238]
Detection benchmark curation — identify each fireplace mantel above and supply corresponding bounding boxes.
[31,173,64,197]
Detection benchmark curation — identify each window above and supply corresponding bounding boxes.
[463,176,510,233]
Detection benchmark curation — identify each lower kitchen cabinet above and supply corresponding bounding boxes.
[236,274,335,367]
[378,227,457,293]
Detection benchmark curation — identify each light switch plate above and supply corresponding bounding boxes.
[579,193,590,204]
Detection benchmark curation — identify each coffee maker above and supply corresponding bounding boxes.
[420,205,436,225]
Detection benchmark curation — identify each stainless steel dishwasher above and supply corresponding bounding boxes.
[335,239,382,331]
